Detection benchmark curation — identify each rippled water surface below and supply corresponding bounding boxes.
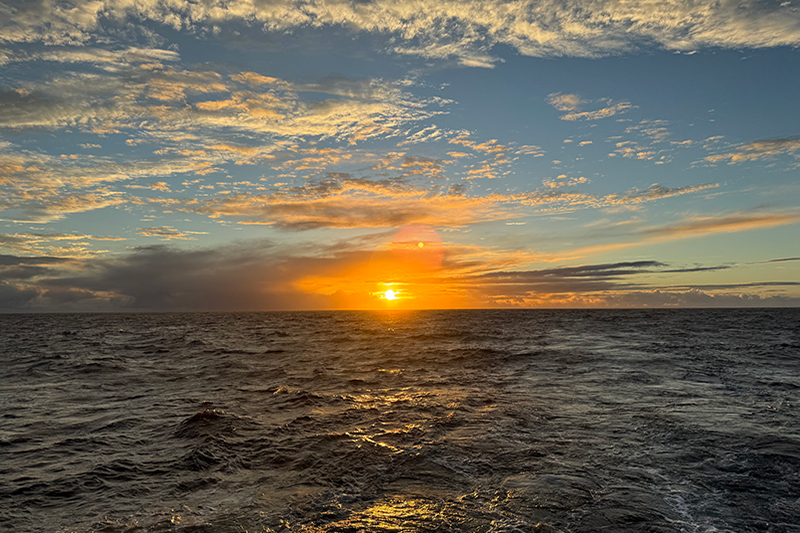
[2,309,799,532]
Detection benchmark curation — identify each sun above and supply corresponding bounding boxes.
[384,289,398,300]
[383,289,397,300]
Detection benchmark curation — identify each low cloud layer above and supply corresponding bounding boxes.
[1,243,798,312]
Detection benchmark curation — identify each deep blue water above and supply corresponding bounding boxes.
[1,309,799,532]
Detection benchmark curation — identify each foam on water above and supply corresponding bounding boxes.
[1,309,799,532]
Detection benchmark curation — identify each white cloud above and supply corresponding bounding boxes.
[560,101,634,121]
[547,93,585,112]
[546,93,634,121]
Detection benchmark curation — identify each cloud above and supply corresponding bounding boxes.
[610,141,659,161]
[4,46,180,68]
[126,181,170,192]
[705,135,800,164]
[4,1,800,65]
[230,72,282,87]
[464,261,800,307]
[0,239,500,311]
[2,240,796,312]
[476,260,663,293]
[0,62,447,222]
[1,227,798,312]
[515,145,545,156]
[764,257,800,264]
[0,232,124,256]
[0,254,73,267]
[564,210,800,259]
[642,212,800,240]
[609,122,679,164]
[546,93,634,121]
[598,289,800,308]
[449,135,509,154]
[0,189,127,223]
[0,64,444,144]
[168,176,719,229]
[476,261,729,288]
[0,143,262,221]
[543,174,589,189]
[626,120,671,142]
[513,183,719,211]
[178,186,515,230]
[560,101,634,121]
[546,93,585,112]
[0,244,298,312]
[136,226,209,240]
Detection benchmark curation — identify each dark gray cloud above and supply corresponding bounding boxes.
[44,243,300,311]
[764,257,800,263]
[659,265,731,273]
[603,290,800,308]
[0,265,59,280]
[0,254,72,266]
[0,244,292,311]
[673,282,800,290]
[469,261,747,300]
[479,261,664,281]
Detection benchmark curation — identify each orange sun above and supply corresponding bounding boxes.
[383,289,398,300]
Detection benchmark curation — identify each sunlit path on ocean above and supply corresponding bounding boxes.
[2,309,799,532]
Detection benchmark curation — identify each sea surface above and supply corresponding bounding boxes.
[1,309,799,533]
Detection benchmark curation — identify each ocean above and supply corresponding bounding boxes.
[1,309,799,532]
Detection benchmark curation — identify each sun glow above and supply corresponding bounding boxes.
[294,224,468,309]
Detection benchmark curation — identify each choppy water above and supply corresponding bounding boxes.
[1,309,799,532]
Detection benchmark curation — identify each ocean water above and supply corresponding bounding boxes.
[1,309,799,533]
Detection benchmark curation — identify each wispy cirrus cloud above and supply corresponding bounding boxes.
[3,1,800,66]
[513,183,719,210]
[565,211,800,259]
[642,212,800,240]
[1,46,180,68]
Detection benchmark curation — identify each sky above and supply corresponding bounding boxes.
[1,0,799,311]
